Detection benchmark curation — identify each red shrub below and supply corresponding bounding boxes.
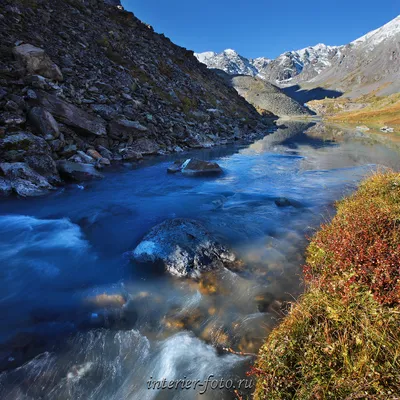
[304,172,400,306]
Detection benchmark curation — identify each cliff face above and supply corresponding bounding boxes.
[0,0,268,197]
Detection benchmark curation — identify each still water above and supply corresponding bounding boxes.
[0,122,399,399]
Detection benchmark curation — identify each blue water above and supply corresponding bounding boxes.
[0,122,398,399]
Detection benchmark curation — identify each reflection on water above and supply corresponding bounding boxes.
[0,122,399,399]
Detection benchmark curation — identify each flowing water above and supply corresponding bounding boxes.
[0,122,399,399]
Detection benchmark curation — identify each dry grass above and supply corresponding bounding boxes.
[253,172,400,399]
[329,95,400,130]
[310,93,400,132]
[254,288,400,399]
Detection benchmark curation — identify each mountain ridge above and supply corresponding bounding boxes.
[195,15,400,97]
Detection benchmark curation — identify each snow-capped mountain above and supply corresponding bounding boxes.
[194,49,267,77]
[310,14,400,96]
[195,44,340,85]
[194,15,400,96]
[263,43,341,85]
[351,15,400,47]
[249,57,271,77]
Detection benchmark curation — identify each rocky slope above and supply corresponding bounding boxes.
[214,71,312,117]
[0,0,269,197]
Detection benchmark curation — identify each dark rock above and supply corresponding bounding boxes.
[97,145,113,160]
[0,112,26,126]
[91,104,119,121]
[120,148,143,161]
[50,138,64,152]
[274,197,302,208]
[57,161,104,181]
[77,150,95,164]
[167,158,223,176]
[108,119,148,138]
[59,144,77,158]
[130,218,236,278]
[25,75,52,90]
[255,292,275,313]
[0,162,54,197]
[0,177,12,196]
[131,138,159,155]
[13,43,63,81]
[5,100,19,111]
[35,91,107,137]
[24,154,60,185]
[189,110,211,122]
[167,160,184,173]
[26,89,37,100]
[275,197,292,207]
[9,94,25,109]
[0,132,60,185]
[28,107,60,140]
[0,87,7,100]
[0,131,49,155]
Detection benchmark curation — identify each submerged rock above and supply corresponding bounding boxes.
[57,161,104,181]
[274,197,292,207]
[274,197,302,208]
[130,218,236,278]
[167,158,223,176]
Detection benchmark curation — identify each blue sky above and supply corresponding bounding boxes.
[121,0,398,59]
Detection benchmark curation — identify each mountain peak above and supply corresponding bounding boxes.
[223,48,238,54]
[351,14,400,46]
[195,49,260,76]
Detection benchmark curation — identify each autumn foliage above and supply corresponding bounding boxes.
[254,171,400,399]
[304,171,400,305]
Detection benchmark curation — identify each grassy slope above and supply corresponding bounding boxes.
[328,94,400,131]
[308,93,400,133]
[254,172,400,399]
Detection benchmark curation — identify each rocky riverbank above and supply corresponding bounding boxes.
[0,0,273,197]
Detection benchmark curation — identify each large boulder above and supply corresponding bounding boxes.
[35,91,107,137]
[0,162,54,197]
[28,107,60,140]
[0,132,60,185]
[57,161,104,181]
[130,138,160,155]
[13,43,63,81]
[130,218,236,278]
[108,119,148,139]
[0,131,49,154]
[167,158,223,176]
